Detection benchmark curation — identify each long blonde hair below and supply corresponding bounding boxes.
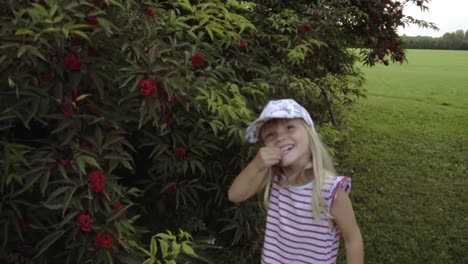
[261,120,337,221]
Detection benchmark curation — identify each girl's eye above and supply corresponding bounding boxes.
[287,125,295,130]
[262,132,275,142]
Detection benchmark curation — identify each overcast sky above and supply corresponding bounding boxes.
[397,0,468,37]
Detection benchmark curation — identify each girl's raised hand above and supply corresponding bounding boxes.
[253,146,281,171]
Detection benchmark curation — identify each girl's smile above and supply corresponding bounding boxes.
[280,144,294,156]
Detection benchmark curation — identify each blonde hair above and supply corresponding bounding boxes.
[261,119,337,221]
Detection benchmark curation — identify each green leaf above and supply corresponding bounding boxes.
[29,3,49,17]
[205,27,215,41]
[106,204,132,223]
[62,186,77,216]
[97,18,116,35]
[17,45,27,58]
[34,230,65,257]
[64,1,79,10]
[143,257,156,264]
[139,247,152,257]
[69,30,89,40]
[102,154,129,160]
[94,126,103,148]
[160,239,169,257]
[42,203,63,210]
[64,23,91,30]
[149,143,169,159]
[15,29,35,36]
[177,230,192,241]
[106,250,114,264]
[74,155,86,175]
[24,97,40,127]
[150,237,157,255]
[2,222,9,248]
[13,167,45,197]
[53,14,64,23]
[181,242,195,255]
[58,164,69,180]
[107,0,125,9]
[77,155,101,169]
[51,119,72,134]
[42,27,61,33]
[27,46,46,61]
[171,243,181,256]
[60,128,76,146]
[127,187,143,197]
[10,203,22,219]
[47,186,72,202]
[102,136,125,149]
[0,115,17,122]
[75,94,91,102]
[0,43,20,49]
[39,169,51,195]
[0,55,7,65]
[6,173,19,186]
[57,211,79,228]
[50,2,58,16]
[120,160,134,172]
[8,76,15,88]
[156,232,175,240]
[178,0,195,12]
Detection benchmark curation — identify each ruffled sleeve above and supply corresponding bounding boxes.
[324,176,351,212]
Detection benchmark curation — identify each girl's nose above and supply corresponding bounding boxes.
[276,134,286,144]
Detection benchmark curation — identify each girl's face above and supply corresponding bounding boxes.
[260,118,311,169]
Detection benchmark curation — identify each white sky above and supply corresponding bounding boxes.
[397,0,468,37]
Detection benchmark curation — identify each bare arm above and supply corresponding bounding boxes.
[227,146,281,203]
[331,189,364,264]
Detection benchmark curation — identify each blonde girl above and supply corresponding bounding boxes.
[228,99,364,264]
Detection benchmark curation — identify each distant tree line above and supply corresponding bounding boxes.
[401,29,468,50]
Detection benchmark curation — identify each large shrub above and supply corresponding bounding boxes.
[0,0,431,263]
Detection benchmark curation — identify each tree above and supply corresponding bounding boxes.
[401,29,468,50]
[0,0,432,263]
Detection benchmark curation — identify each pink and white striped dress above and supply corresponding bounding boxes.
[261,174,351,264]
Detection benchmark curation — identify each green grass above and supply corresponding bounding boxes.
[339,50,468,264]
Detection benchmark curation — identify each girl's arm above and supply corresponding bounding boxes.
[331,189,364,264]
[227,146,281,203]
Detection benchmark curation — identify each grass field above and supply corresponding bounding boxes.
[338,50,468,264]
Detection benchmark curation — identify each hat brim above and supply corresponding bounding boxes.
[245,117,273,143]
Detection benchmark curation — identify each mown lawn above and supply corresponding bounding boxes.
[338,50,468,264]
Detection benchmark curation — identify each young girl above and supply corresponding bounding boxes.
[228,99,364,264]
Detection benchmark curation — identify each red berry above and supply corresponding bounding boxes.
[175,147,187,158]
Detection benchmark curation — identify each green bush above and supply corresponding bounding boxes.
[0,0,429,263]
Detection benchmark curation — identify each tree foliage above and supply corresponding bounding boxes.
[401,29,468,50]
[0,0,430,263]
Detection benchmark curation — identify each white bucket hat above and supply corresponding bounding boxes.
[246,99,314,143]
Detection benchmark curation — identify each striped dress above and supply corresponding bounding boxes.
[261,174,351,264]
